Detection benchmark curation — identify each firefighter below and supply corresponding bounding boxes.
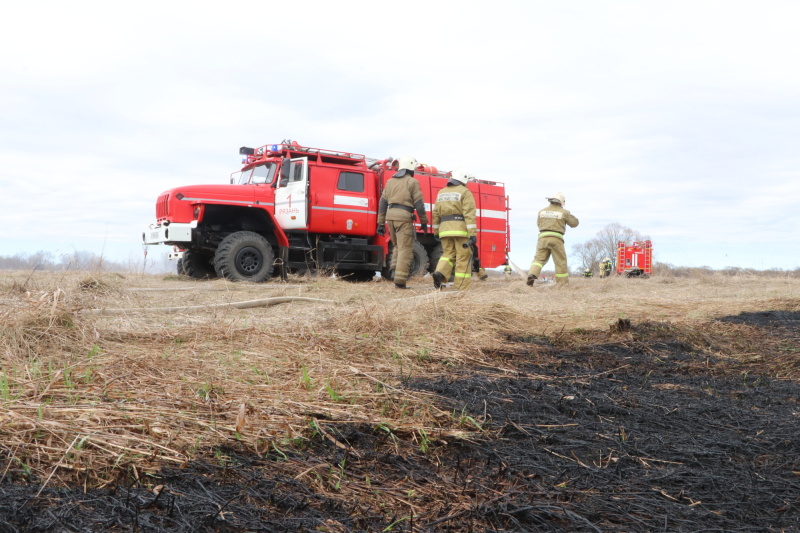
[377,156,428,289]
[432,168,477,290]
[503,262,513,279]
[527,192,579,287]
[599,257,613,278]
[583,268,593,278]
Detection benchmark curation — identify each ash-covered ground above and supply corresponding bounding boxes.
[2,310,799,532]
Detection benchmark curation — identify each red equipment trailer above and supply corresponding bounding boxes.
[143,140,510,282]
[616,240,653,277]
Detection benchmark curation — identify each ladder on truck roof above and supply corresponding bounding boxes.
[245,142,368,167]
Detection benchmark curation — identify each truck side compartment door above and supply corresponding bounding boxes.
[274,157,309,230]
[475,182,509,269]
[330,170,375,235]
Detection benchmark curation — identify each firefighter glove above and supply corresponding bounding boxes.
[434,234,440,241]
[376,224,385,236]
[420,223,427,233]
[467,236,477,247]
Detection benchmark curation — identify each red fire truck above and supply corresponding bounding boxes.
[616,240,653,277]
[143,140,510,282]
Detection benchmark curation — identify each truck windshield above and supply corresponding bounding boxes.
[250,163,276,184]
[235,169,251,184]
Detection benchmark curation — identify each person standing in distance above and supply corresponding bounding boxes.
[599,257,613,278]
[432,168,477,290]
[377,156,428,289]
[527,192,579,287]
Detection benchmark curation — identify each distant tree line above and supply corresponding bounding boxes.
[0,251,130,272]
[653,263,799,278]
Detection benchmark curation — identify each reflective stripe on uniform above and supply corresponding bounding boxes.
[439,230,469,237]
[454,272,472,278]
[538,231,564,240]
[437,191,462,202]
[438,257,454,267]
[531,262,543,269]
[555,273,569,278]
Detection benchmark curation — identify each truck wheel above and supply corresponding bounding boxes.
[182,249,217,279]
[214,231,275,282]
[427,243,443,274]
[176,258,186,276]
[381,241,429,280]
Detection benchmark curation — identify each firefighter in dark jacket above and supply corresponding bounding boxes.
[377,156,428,289]
[527,192,579,287]
[432,168,477,290]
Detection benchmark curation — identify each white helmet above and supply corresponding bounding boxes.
[604,257,611,262]
[449,167,470,185]
[546,192,566,205]
[397,156,417,171]
[393,155,418,177]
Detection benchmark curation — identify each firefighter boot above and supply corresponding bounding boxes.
[394,282,409,290]
[432,271,445,289]
[527,274,537,286]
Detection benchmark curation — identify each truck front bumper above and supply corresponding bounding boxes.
[142,221,196,246]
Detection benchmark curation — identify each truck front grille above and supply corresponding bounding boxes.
[156,193,170,219]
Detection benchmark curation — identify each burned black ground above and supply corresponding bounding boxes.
[2,309,799,532]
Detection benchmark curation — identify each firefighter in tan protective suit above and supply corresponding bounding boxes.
[432,168,477,290]
[377,156,429,289]
[527,192,579,287]
[599,257,613,278]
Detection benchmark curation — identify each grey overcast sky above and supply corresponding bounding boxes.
[1,1,798,271]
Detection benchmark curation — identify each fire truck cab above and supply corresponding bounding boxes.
[143,140,510,283]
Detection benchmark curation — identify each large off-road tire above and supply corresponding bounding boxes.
[176,258,186,276]
[381,241,428,281]
[214,231,275,282]
[427,243,443,274]
[181,249,217,279]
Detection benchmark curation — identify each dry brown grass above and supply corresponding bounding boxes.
[1,269,799,490]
